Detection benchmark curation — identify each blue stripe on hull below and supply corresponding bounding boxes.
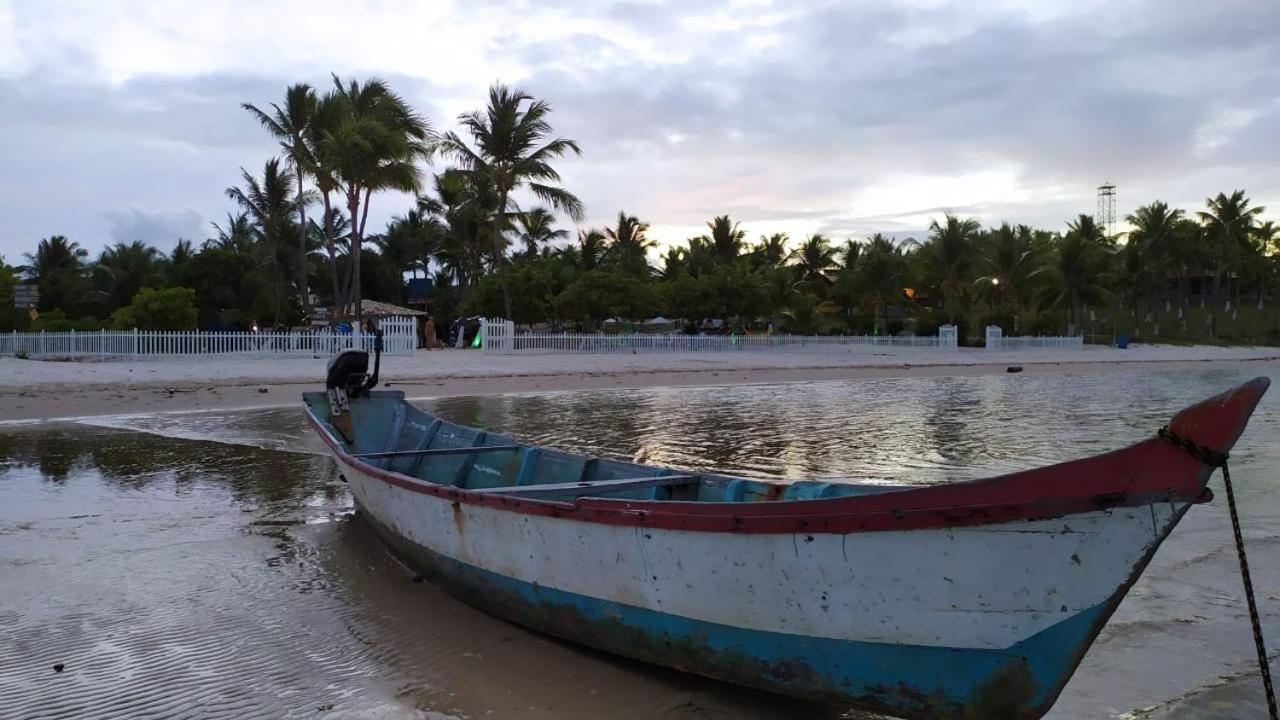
[361,512,1105,720]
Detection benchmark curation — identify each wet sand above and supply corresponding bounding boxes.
[2,370,1278,719]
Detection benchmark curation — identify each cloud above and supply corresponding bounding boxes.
[103,208,205,252]
[0,0,1277,261]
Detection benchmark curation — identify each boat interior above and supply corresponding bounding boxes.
[304,391,896,504]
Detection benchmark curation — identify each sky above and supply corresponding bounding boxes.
[1,0,1278,263]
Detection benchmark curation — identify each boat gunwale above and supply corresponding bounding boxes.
[304,376,1270,534]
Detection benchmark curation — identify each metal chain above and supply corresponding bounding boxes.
[1158,426,1277,720]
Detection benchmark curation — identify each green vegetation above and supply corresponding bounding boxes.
[4,76,1277,344]
[108,288,198,331]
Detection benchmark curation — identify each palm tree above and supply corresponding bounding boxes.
[92,240,163,311]
[170,239,195,267]
[852,234,906,333]
[23,235,88,313]
[418,170,498,287]
[375,215,431,304]
[706,215,745,265]
[751,233,791,269]
[841,237,867,271]
[1198,190,1265,303]
[604,212,654,277]
[574,229,607,273]
[1125,201,1185,313]
[210,212,255,253]
[659,246,689,279]
[920,213,981,322]
[311,75,433,322]
[1041,233,1110,334]
[1254,221,1279,309]
[439,83,583,317]
[226,158,308,325]
[972,223,1042,325]
[795,234,837,287]
[1066,214,1108,246]
[517,208,568,258]
[243,83,317,314]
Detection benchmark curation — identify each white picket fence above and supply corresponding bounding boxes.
[983,325,1084,351]
[2,317,417,359]
[478,318,960,354]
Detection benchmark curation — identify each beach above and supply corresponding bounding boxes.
[2,344,1278,422]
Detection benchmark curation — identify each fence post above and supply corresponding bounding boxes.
[984,325,1003,350]
[938,324,957,348]
[133,328,139,358]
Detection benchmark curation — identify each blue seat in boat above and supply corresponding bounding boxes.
[722,479,751,502]
[783,482,835,500]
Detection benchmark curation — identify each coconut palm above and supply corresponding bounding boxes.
[90,240,165,311]
[574,229,607,273]
[516,208,568,258]
[310,75,433,321]
[210,212,255,253]
[795,234,837,286]
[375,215,432,304]
[226,158,309,324]
[604,212,654,277]
[706,215,746,265]
[1198,190,1265,303]
[418,170,499,287]
[852,234,906,333]
[438,83,583,317]
[1041,233,1110,334]
[659,246,689,279]
[972,223,1042,323]
[919,213,981,322]
[1125,201,1185,311]
[243,83,317,313]
[835,238,860,271]
[751,233,791,270]
[23,235,89,313]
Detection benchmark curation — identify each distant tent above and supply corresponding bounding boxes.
[643,316,672,325]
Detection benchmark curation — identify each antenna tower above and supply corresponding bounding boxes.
[1096,182,1117,238]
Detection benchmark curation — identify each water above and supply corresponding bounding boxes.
[1,368,1278,719]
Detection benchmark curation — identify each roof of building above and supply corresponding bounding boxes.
[342,299,430,317]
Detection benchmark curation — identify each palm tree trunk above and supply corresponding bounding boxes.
[347,190,362,326]
[296,157,309,319]
[496,187,513,319]
[322,193,341,315]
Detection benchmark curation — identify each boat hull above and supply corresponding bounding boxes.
[339,457,1193,719]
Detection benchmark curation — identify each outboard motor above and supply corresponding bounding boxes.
[325,324,383,441]
[326,349,370,393]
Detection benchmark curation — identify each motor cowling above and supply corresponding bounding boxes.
[326,349,369,392]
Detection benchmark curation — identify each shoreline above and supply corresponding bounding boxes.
[2,347,1278,422]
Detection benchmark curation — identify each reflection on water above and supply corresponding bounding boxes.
[0,367,1278,719]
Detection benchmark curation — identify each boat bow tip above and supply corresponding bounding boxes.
[1169,376,1269,456]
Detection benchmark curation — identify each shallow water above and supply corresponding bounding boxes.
[1,367,1278,719]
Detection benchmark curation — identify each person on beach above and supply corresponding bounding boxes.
[423,316,440,350]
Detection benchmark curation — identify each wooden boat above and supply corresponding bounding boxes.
[303,355,1268,720]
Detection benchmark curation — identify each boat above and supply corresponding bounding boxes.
[303,344,1269,720]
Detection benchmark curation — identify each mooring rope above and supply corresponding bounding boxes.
[1158,426,1277,720]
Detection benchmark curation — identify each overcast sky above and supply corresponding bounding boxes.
[1,0,1277,262]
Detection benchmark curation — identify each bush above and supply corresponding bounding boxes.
[911,310,941,337]
[109,287,198,330]
[1024,310,1066,336]
[979,311,1017,335]
[31,308,100,332]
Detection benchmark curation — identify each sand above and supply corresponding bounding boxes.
[2,344,1278,422]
